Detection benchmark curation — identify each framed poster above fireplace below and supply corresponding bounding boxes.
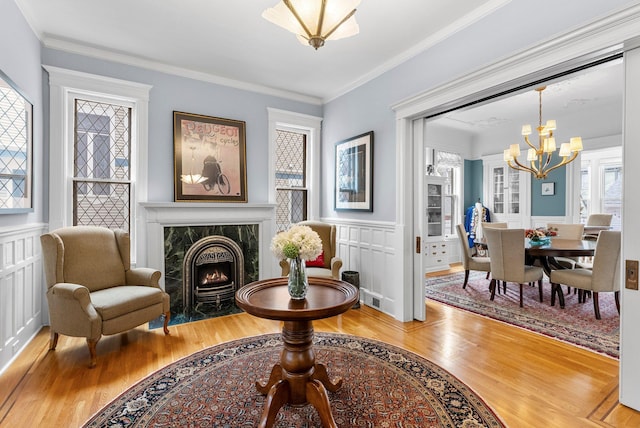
[173,111,247,202]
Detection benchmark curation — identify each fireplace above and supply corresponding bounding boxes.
[183,235,245,314]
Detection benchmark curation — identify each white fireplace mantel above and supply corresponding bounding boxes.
[139,202,278,288]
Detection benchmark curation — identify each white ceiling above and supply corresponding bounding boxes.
[14,0,508,102]
[432,58,624,141]
[13,0,623,137]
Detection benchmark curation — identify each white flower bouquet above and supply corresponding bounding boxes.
[270,225,323,261]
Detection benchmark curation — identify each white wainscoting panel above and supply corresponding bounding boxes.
[0,224,46,374]
[329,218,396,317]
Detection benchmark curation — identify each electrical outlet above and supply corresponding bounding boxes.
[626,260,639,290]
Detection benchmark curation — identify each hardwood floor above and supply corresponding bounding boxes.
[1,269,639,427]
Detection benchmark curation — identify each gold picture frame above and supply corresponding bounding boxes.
[173,111,247,202]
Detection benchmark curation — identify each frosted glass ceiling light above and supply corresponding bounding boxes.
[263,0,360,50]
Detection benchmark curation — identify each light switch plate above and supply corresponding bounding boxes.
[626,260,639,290]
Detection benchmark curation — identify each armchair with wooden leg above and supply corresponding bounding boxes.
[484,227,544,308]
[549,231,621,319]
[455,224,491,288]
[40,226,171,367]
[280,220,343,279]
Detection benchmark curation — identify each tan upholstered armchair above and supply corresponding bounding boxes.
[40,226,170,367]
[279,221,343,279]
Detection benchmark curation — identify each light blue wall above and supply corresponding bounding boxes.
[0,0,43,227]
[40,50,323,204]
[323,0,634,221]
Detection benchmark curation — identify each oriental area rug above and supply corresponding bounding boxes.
[83,332,505,427]
[426,271,619,358]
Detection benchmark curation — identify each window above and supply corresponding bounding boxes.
[0,70,32,211]
[268,108,321,232]
[434,150,461,237]
[73,100,131,229]
[275,129,307,232]
[580,147,622,230]
[46,66,150,261]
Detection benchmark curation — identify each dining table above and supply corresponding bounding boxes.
[525,238,597,308]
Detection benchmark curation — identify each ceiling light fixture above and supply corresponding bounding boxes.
[503,86,583,179]
[262,0,360,50]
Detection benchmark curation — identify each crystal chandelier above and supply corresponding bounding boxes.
[503,86,583,179]
[262,0,360,50]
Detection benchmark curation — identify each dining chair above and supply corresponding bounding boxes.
[546,223,586,291]
[481,222,508,229]
[484,227,544,307]
[583,214,614,240]
[456,224,491,288]
[547,223,585,240]
[549,231,621,319]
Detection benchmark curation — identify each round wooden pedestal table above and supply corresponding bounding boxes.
[235,277,358,428]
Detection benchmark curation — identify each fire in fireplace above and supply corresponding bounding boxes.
[183,236,245,315]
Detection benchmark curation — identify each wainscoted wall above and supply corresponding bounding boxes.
[329,218,397,317]
[0,224,47,374]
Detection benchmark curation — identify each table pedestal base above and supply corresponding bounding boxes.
[256,320,342,428]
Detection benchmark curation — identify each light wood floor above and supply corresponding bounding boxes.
[1,268,639,427]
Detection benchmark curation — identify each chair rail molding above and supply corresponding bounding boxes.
[0,223,47,374]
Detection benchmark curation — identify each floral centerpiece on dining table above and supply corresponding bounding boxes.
[524,227,557,243]
[270,224,323,299]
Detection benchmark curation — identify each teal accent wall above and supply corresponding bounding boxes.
[530,154,566,216]
[465,157,566,217]
[464,159,484,209]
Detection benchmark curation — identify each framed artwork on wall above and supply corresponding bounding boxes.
[335,131,373,211]
[541,182,555,196]
[173,111,247,202]
[0,69,33,213]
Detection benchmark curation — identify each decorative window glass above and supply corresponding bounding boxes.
[0,71,32,212]
[73,99,131,230]
[275,129,307,232]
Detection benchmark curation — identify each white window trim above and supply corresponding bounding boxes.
[44,65,152,264]
[267,108,322,220]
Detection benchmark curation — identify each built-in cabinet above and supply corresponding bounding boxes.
[483,155,530,228]
[424,176,452,271]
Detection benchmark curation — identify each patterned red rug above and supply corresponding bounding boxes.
[426,271,619,358]
[83,332,505,427]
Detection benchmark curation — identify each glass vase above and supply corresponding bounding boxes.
[288,257,308,300]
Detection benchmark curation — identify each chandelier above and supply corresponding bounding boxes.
[262,0,360,50]
[503,86,583,179]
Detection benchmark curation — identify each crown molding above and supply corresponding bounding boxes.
[391,3,640,119]
[42,36,323,106]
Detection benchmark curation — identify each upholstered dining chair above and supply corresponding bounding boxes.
[583,214,614,240]
[40,226,171,367]
[484,227,544,307]
[549,230,621,319]
[481,222,508,229]
[456,224,491,288]
[547,223,586,270]
[279,220,343,279]
[547,223,585,240]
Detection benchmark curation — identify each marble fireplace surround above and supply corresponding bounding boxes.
[140,203,278,290]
